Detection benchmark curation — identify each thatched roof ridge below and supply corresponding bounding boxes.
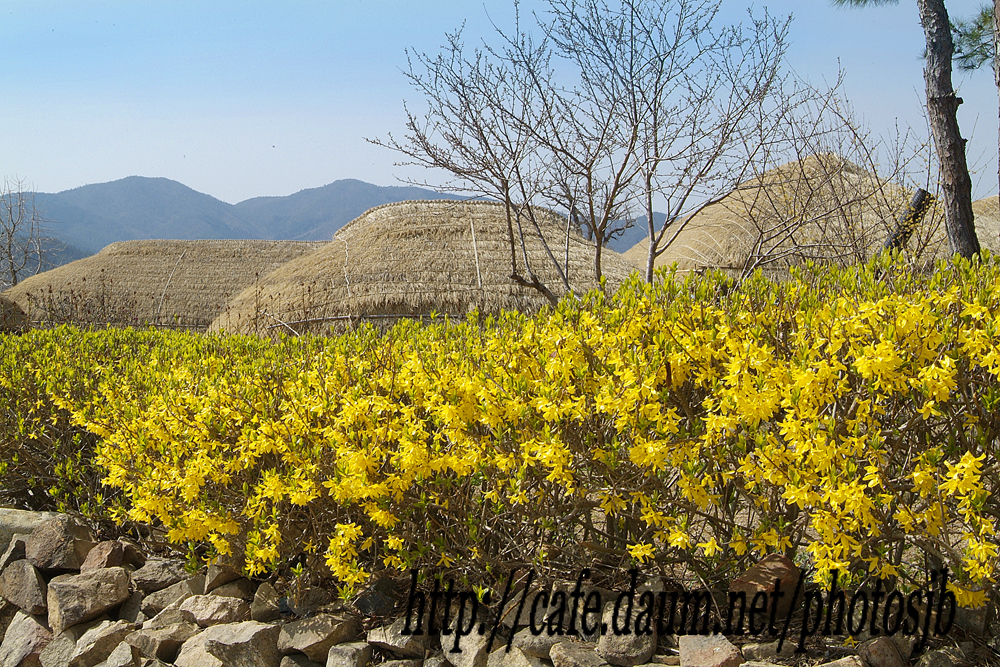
[623,153,945,273]
[5,239,325,331]
[211,199,636,335]
[333,198,568,237]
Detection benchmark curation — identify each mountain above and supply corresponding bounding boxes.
[32,177,459,254]
[605,212,667,254]
[235,179,461,240]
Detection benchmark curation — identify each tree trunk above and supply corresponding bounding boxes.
[917,0,981,258]
[884,188,932,251]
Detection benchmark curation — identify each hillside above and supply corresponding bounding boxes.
[31,177,460,254]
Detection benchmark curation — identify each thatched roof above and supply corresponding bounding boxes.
[0,294,26,333]
[4,240,324,331]
[210,199,637,335]
[623,154,952,274]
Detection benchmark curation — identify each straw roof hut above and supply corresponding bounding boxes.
[210,199,637,335]
[0,294,26,333]
[4,239,324,331]
[624,154,944,275]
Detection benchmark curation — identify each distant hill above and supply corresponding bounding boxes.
[32,177,460,254]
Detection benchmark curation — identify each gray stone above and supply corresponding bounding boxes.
[202,621,280,667]
[139,576,204,618]
[367,616,430,658]
[251,582,282,623]
[92,642,140,667]
[739,643,778,662]
[201,565,240,596]
[441,602,492,667]
[172,632,221,667]
[352,577,402,617]
[550,642,609,667]
[379,662,421,667]
[207,578,255,602]
[47,568,130,635]
[79,544,124,575]
[512,628,564,659]
[487,646,546,667]
[424,657,450,667]
[324,641,373,667]
[124,622,199,663]
[143,606,197,631]
[276,613,361,662]
[0,535,28,572]
[129,561,186,595]
[913,648,964,667]
[0,611,52,667]
[0,511,61,562]
[280,656,322,667]
[677,635,742,667]
[25,517,95,573]
[39,618,134,667]
[115,544,144,571]
[858,637,905,667]
[596,602,654,666]
[0,602,17,644]
[116,594,143,626]
[0,561,47,615]
[177,595,249,627]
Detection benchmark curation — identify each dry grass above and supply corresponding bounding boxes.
[3,239,325,331]
[211,199,638,335]
[623,154,971,275]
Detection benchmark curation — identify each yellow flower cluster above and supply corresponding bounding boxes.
[2,252,998,606]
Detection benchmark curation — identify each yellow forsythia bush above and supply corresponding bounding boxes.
[1,252,998,606]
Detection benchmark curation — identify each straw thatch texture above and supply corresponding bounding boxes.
[0,294,26,332]
[4,240,324,331]
[623,154,946,275]
[210,200,638,335]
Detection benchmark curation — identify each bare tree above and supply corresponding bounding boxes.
[374,0,794,294]
[0,177,44,291]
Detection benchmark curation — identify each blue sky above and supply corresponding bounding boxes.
[1,1,996,203]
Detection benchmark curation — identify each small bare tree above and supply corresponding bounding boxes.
[0,177,44,291]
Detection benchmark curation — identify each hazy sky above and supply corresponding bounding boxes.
[2,1,997,203]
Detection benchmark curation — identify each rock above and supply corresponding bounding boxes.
[172,632,221,667]
[276,613,361,662]
[0,535,28,572]
[0,601,17,643]
[202,621,280,667]
[550,641,609,667]
[124,622,200,663]
[0,561,47,615]
[596,601,654,666]
[367,616,431,658]
[130,561,187,595]
[739,642,778,662]
[729,554,800,620]
[207,578,255,602]
[487,646,546,667]
[677,635,743,667]
[116,594,143,625]
[442,605,492,667]
[201,565,240,596]
[143,606,197,631]
[177,596,249,627]
[251,583,282,623]
[0,511,61,560]
[647,657,680,665]
[139,576,204,618]
[324,642,373,667]
[353,577,402,617]
[79,543,124,575]
[379,662,421,667]
[39,618,135,667]
[512,628,564,659]
[116,544,144,570]
[25,517,95,573]
[280,656,322,667]
[424,657,450,667]
[0,611,52,667]
[47,568,130,635]
[913,648,964,667]
[858,637,905,667]
[92,642,140,667]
